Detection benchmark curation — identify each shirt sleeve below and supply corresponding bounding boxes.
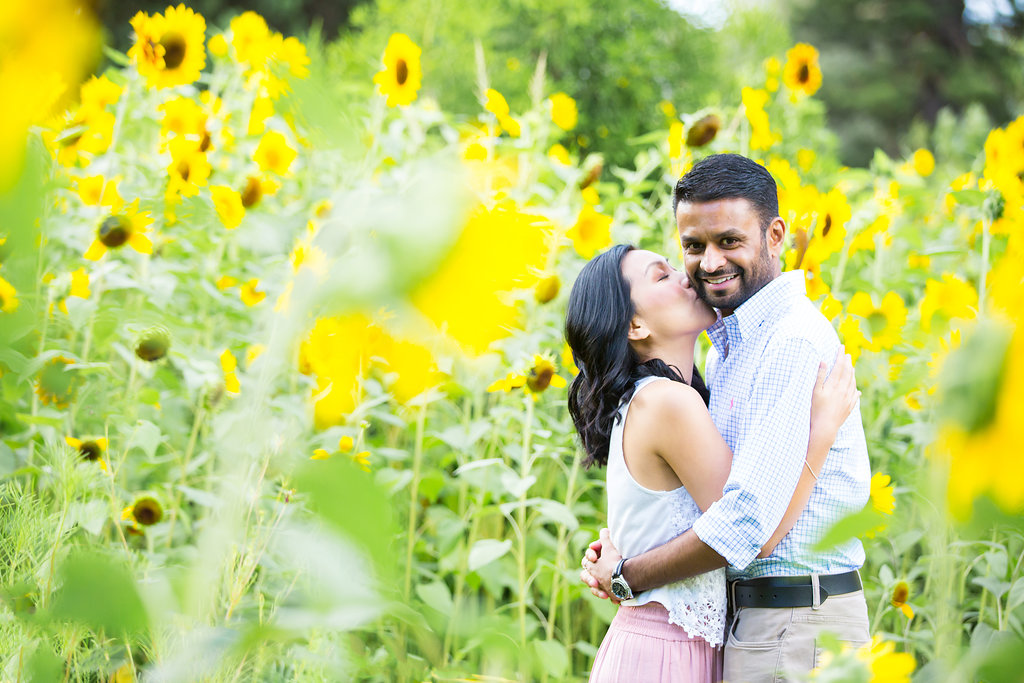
[691,335,820,570]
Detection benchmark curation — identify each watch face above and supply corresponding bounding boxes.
[611,579,630,600]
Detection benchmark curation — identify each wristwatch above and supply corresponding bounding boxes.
[610,558,634,600]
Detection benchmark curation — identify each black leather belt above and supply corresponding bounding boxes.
[729,570,862,609]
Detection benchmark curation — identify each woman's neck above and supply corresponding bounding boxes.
[638,334,697,383]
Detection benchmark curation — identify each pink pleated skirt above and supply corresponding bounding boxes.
[588,602,724,683]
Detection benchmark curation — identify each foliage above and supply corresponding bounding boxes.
[2,2,1024,682]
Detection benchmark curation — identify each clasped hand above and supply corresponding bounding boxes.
[579,527,623,603]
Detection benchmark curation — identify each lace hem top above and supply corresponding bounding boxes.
[605,375,727,647]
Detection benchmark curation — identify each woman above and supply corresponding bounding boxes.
[564,245,857,682]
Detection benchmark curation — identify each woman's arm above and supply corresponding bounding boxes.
[757,349,858,558]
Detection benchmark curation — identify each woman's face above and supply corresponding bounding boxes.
[621,249,717,343]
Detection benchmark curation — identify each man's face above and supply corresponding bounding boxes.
[675,197,783,315]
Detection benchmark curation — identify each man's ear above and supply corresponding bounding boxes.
[627,316,650,342]
[766,216,787,259]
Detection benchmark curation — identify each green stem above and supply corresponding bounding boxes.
[404,405,428,600]
[164,394,207,547]
[979,215,991,315]
[517,396,535,657]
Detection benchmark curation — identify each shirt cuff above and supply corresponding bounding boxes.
[691,512,761,570]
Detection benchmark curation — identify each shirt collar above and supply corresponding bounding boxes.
[706,271,806,356]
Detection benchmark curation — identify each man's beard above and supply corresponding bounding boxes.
[692,240,775,312]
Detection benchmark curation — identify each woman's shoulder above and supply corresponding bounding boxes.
[629,377,705,421]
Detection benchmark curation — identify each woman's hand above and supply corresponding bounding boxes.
[810,346,859,441]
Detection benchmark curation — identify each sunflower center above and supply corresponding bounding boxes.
[200,130,212,152]
[527,366,554,392]
[79,442,101,461]
[396,59,409,86]
[241,176,262,207]
[133,500,163,526]
[99,215,131,248]
[798,63,810,84]
[867,311,888,336]
[160,33,187,70]
[822,214,832,236]
[176,159,191,181]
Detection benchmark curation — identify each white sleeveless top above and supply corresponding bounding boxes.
[606,375,726,647]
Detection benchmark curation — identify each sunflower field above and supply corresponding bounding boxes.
[1,2,1023,681]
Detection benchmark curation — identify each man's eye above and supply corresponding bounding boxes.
[658,274,670,281]
[683,243,702,252]
[721,238,738,246]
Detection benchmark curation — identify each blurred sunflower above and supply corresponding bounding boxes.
[856,637,916,682]
[59,267,91,314]
[210,185,245,229]
[128,496,163,526]
[919,274,978,333]
[221,349,240,394]
[35,356,78,408]
[65,435,107,461]
[135,324,171,362]
[782,43,822,97]
[83,199,153,261]
[891,581,914,619]
[128,5,206,89]
[373,33,422,107]
[534,274,560,303]
[869,472,896,515]
[549,92,578,131]
[526,354,567,395]
[166,136,211,197]
[846,291,907,352]
[0,274,18,313]
[804,187,850,263]
[567,205,612,259]
[240,278,265,306]
[254,131,296,176]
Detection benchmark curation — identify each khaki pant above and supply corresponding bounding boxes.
[722,590,870,683]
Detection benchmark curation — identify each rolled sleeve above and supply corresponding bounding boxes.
[692,336,820,569]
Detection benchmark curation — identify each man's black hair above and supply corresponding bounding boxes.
[672,153,779,232]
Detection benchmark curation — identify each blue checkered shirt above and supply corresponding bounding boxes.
[690,271,870,579]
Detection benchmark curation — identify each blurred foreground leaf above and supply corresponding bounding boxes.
[50,550,148,637]
[293,454,396,576]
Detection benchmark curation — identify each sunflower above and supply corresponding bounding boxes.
[0,274,18,313]
[83,199,153,261]
[253,131,296,176]
[166,136,211,198]
[35,356,78,408]
[549,92,578,131]
[372,33,422,107]
[65,436,108,462]
[783,43,822,97]
[526,355,567,394]
[129,496,163,526]
[890,581,914,619]
[221,349,240,394]
[803,187,850,263]
[210,185,245,229]
[686,114,720,148]
[567,205,612,259]
[847,291,906,352]
[128,5,206,89]
[240,278,265,306]
[59,267,91,314]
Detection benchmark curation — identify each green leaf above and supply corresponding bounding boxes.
[468,538,512,572]
[1006,577,1024,611]
[125,420,163,458]
[102,45,131,67]
[813,507,883,551]
[950,189,987,207]
[533,639,569,678]
[49,550,148,636]
[535,499,579,531]
[416,580,453,616]
[294,454,396,577]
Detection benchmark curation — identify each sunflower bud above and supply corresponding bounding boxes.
[579,159,603,190]
[135,325,171,362]
[534,275,560,304]
[686,114,721,147]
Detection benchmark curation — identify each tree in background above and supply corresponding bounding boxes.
[789,0,1024,165]
[330,0,730,168]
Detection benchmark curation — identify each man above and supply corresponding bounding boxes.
[581,153,871,682]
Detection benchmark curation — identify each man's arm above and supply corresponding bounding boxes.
[584,336,824,594]
[584,527,726,597]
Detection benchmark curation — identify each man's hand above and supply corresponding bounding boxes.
[579,528,622,602]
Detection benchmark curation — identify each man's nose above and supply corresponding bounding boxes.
[700,245,726,273]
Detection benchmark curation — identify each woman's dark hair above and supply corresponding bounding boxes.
[565,244,709,468]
